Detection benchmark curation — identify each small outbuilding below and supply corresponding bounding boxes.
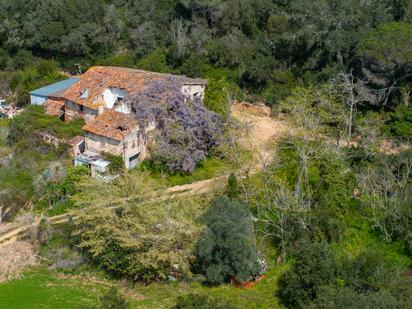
[29,78,79,105]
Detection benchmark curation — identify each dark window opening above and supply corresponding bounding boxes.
[128,153,140,168]
[78,140,85,153]
[117,125,127,131]
[129,153,140,163]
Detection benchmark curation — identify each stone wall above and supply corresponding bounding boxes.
[84,122,156,169]
[181,84,206,101]
[85,132,123,156]
[64,100,98,122]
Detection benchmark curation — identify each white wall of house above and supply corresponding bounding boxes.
[180,84,206,101]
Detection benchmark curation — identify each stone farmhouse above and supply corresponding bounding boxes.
[30,66,207,176]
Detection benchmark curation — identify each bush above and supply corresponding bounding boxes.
[311,285,398,309]
[8,59,65,106]
[342,250,396,293]
[278,241,406,309]
[72,197,201,283]
[312,275,412,309]
[277,240,336,308]
[194,196,263,284]
[384,105,412,140]
[226,173,240,200]
[8,105,85,144]
[98,287,128,309]
[103,153,124,174]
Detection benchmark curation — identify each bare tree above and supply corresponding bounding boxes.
[257,181,311,260]
[170,19,189,59]
[358,155,411,242]
[282,87,321,197]
[331,72,371,144]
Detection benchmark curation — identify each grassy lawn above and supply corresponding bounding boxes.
[0,267,110,309]
[130,265,286,309]
[0,236,286,309]
[0,265,286,309]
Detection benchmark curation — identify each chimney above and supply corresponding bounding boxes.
[98,106,104,115]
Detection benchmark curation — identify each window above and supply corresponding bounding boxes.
[128,153,140,169]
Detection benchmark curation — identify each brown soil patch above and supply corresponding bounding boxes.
[167,106,290,196]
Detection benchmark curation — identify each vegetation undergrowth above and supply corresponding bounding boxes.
[138,151,251,187]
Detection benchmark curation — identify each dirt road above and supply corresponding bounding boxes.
[167,105,289,195]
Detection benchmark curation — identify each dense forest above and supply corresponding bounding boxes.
[0,1,411,308]
[0,1,411,115]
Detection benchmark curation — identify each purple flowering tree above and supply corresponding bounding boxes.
[125,79,223,173]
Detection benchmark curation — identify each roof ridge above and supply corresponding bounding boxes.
[87,66,206,82]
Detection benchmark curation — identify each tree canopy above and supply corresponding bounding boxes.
[194,195,263,284]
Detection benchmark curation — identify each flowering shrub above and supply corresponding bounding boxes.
[126,79,223,173]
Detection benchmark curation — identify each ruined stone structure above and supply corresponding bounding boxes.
[82,109,155,169]
[39,66,208,172]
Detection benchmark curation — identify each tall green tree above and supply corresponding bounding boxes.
[194,195,263,284]
[359,22,412,107]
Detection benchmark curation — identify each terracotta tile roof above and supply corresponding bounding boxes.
[67,135,85,147]
[44,99,64,116]
[83,109,138,141]
[64,66,206,109]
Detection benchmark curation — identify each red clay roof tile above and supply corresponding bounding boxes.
[64,66,206,109]
[82,109,138,141]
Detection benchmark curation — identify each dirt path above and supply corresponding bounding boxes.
[167,106,289,195]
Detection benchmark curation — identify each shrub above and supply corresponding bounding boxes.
[203,77,233,119]
[339,250,395,293]
[278,241,406,309]
[8,59,65,105]
[72,198,202,283]
[310,285,398,309]
[98,287,128,309]
[277,240,336,308]
[384,105,412,140]
[226,173,240,200]
[103,153,124,174]
[8,105,84,144]
[194,196,263,284]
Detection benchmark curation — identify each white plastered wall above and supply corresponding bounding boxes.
[102,88,130,114]
[180,84,206,101]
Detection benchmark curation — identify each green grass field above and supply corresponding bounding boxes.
[0,264,286,309]
[0,267,109,309]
